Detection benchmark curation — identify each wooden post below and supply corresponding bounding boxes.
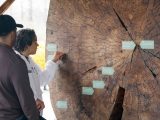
[0,0,14,14]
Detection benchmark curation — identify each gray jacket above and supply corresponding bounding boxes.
[0,44,39,120]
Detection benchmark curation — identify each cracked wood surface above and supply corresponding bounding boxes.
[47,0,160,119]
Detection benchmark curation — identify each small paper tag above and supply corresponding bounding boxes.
[102,67,114,75]
[47,55,53,61]
[93,80,105,89]
[82,87,94,95]
[140,40,154,49]
[47,43,57,51]
[122,41,136,50]
[56,101,68,109]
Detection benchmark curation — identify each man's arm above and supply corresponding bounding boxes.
[10,60,39,120]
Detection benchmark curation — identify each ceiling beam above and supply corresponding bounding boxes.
[0,0,15,14]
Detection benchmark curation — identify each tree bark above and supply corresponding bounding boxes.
[47,0,160,119]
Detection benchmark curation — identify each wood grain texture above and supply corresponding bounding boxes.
[46,0,160,119]
[0,0,14,14]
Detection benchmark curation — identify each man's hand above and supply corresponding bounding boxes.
[36,99,45,111]
[52,51,64,62]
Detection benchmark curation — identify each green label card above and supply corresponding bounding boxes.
[82,87,94,95]
[102,67,114,75]
[122,41,136,50]
[140,40,154,49]
[47,43,57,51]
[93,80,105,89]
[47,55,53,61]
[56,101,68,109]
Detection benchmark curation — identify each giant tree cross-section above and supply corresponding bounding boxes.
[46,0,160,119]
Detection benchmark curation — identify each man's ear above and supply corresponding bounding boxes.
[10,30,16,39]
[9,30,16,46]
[10,30,16,36]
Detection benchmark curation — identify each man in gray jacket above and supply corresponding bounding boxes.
[0,14,39,120]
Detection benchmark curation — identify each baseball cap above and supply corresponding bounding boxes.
[0,14,23,36]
